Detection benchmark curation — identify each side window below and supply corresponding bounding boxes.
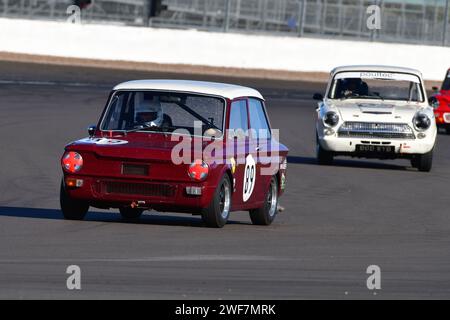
[443,70,450,90]
[229,100,248,138]
[102,92,129,130]
[248,98,270,139]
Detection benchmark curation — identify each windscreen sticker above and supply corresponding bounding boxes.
[230,157,236,174]
[334,72,420,83]
[243,154,256,202]
[78,138,128,145]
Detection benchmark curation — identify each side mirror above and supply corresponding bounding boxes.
[88,125,96,137]
[429,97,439,109]
[313,93,324,101]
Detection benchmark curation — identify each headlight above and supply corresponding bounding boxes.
[323,111,339,127]
[413,113,431,131]
[61,151,83,173]
[188,159,209,181]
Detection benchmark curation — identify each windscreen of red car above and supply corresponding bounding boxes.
[101,91,225,136]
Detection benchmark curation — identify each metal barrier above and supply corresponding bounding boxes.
[0,0,449,46]
[0,0,146,24]
[152,0,450,46]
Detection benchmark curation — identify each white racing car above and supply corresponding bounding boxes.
[314,65,437,172]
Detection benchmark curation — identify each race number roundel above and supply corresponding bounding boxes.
[243,154,256,202]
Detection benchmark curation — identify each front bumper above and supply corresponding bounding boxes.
[63,175,216,212]
[318,133,435,156]
[319,137,434,157]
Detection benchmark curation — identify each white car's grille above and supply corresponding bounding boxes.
[338,122,415,139]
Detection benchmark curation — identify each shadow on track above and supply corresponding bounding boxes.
[287,155,410,171]
[0,206,249,228]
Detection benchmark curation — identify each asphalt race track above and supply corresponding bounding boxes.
[1,61,450,299]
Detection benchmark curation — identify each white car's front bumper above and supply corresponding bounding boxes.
[317,125,436,156]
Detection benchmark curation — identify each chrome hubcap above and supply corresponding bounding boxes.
[267,179,278,217]
[219,180,231,219]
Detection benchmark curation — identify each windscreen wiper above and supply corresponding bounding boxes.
[346,95,384,100]
[125,124,163,134]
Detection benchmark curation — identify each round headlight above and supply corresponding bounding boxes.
[414,113,431,131]
[188,159,209,181]
[62,151,83,173]
[323,111,339,127]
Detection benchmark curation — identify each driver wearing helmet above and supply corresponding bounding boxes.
[134,93,172,129]
[339,78,368,98]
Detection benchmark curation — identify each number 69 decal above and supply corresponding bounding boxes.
[243,154,256,202]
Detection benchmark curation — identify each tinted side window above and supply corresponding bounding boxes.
[248,98,270,139]
[229,100,248,133]
[443,70,450,90]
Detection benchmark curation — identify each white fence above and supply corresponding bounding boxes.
[0,18,449,81]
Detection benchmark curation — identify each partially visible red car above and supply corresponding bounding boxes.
[60,80,288,228]
[431,69,450,133]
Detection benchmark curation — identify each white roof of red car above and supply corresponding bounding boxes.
[113,80,264,100]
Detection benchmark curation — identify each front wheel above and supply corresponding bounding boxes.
[60,180,89,220]
[412,150,433,172]
[249,176,278,226]
[201,175,232,228]
[119,207,144,221]
[316,139,334,165]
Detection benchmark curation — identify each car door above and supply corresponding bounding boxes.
[247,98,273,204]
[227,99,250,210]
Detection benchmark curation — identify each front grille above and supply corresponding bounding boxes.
[104,181,175,197]
[338,122,415,139]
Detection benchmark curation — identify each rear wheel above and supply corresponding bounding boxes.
[60,180,89,220]
[249,176,278,226]
[316,139,334,165]
[413,149,433,172]
[119,207,144,221]
[201,175,231,228]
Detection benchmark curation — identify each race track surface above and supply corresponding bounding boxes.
[0,61,449,299]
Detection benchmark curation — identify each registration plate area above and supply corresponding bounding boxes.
[356,144,395,154]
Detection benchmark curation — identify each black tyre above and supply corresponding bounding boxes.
[119,207,144,221]
[316,138,334,165]
[60,180,89,220]
[201,175,232,228]
[410,157,419,169]
[414,149,433,172]
[249,176,278,226]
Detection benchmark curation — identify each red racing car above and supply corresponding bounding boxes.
[60,80,288,228]
[431,68,450,133]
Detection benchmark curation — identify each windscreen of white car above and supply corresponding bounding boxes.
[328,71,424,102]
[101,91,225,136]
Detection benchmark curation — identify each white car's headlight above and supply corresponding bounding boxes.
[413,112,431,131]
[323,111,339,127]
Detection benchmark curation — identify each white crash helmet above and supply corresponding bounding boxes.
[134,92,164,127]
